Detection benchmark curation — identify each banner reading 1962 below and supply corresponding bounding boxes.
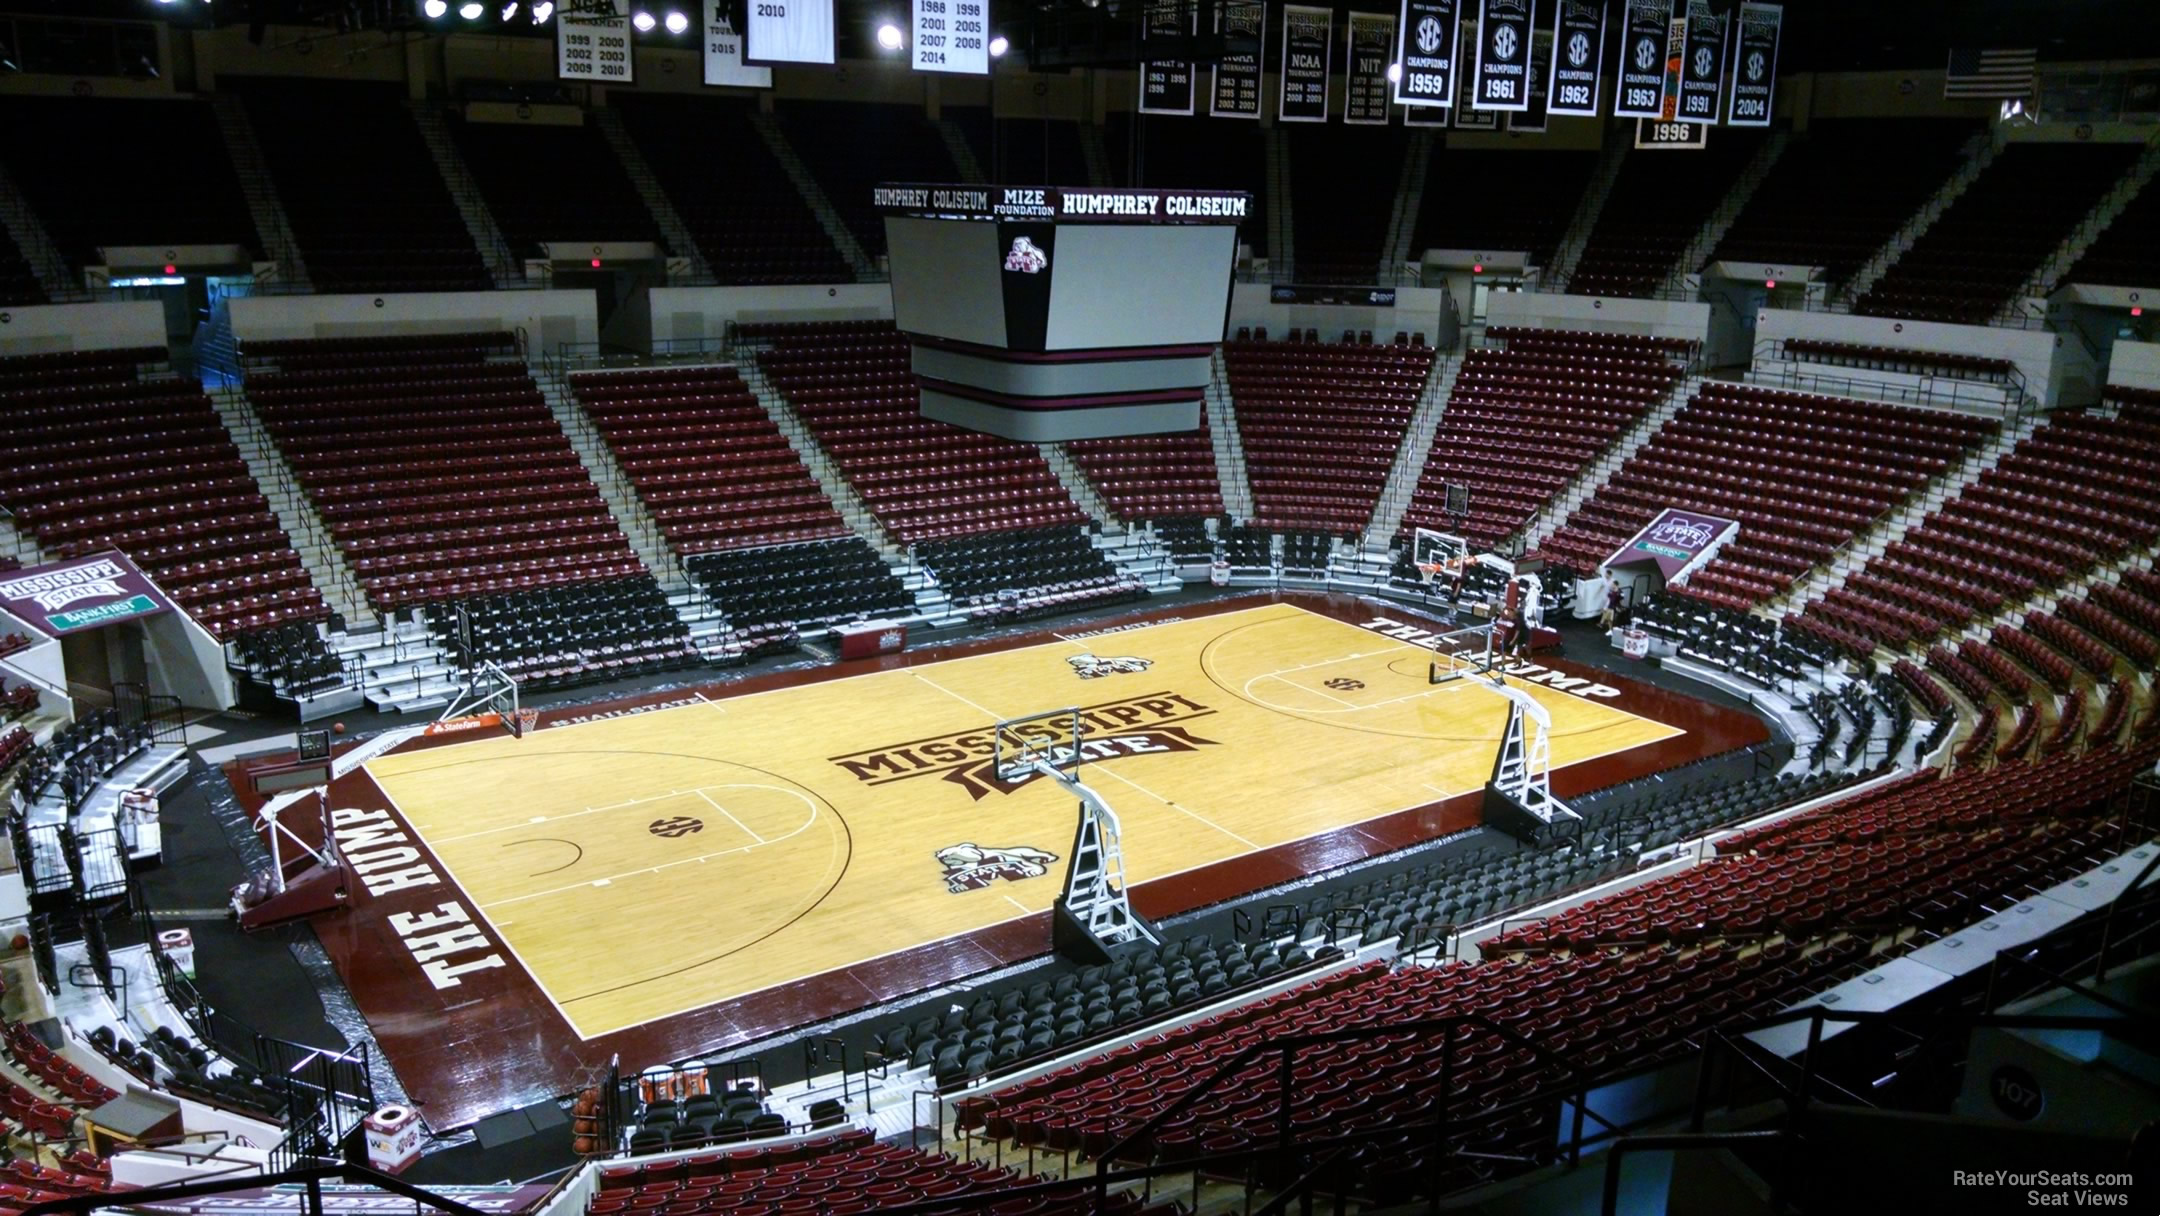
[1138,0,1197,115]
[1393,0,1461,107]
[1726,1,1782,126]
[1471,0,1532,111]
[1345,12,1396,124]
[1279,5,1332,122]
[1675,0,1728,123]
[1613,0,1670,118]
[1546,0,1604,116]
[1210,0,1264,118]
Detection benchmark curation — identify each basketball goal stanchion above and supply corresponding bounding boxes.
[230,788,351,931]
[992,708,1161,962]
[437,661,534,738]
[1428,656,1583,845]
[1412,527,1470,606]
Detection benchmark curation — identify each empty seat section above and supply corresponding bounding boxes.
[0,350,325,640]
[775,102,961,261]
[1066,412,1224,524]
[915,526,1139,622]
[1289,125,1406,283]
[2062,173,2160,289]
[612,94,850,284]
[752,322,1086,544]
[424,575,694,692]
[568,365,846,554]
[686,537,913,635]
[1104,113,1268,255]
[239,332,642,614]
[234,78,491,293]
[1403,327,1687,552]
[1567,130,1764,298]
[1227,337,1434,534]
[1410,150,1597,267]
[446,112,664,258]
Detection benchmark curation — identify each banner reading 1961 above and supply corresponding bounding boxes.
[1279,5,1332,122]
[1393,0,1461,107]
[1547,0,1604,116]
[1210,0,1264,118]
[1675,0,1728,122]
[1345,12,1397,124]
[1471,0,1532,111]
[1138,0,1196,115]
[1726,1,1782,126]
[1613,0,1670,118]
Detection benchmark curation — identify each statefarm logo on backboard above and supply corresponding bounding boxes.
[827,691,1219,800]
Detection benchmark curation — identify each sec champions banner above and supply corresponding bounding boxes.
[1471,0,1532,111]
[1613,0,1670,118]
[1547,0,1604,117]
[1394,0,1461,107]
[1675,0,1729,123]
[1726,1,1782,126]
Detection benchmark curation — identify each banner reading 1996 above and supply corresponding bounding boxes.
[1345,12,1396,124]
[1279,5,1332,122]
[1547,0,1604,116]
[1675,0,1728,123]
[1210,1,1264,118]
[1471,0,1532,111]
[1726,1,1782,126]
[1138,0,1196,115]
[1613,0,1670,118]
[1393,0,1461,107]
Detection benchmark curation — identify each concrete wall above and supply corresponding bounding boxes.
[229,289,599,353]
[0,301,170,357]
[1754,308,2069,406]
[647,283,894,344]
[2110,339,2160,391]
[1485,292,1712,346]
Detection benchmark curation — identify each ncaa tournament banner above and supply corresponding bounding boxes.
[556,0,633,82]
[1547,0,1604,117]
[1138,0,1197,116]
[1279,5,1332,123]
[1344,12,1396,124]
[1726,1,1782,126]
[1452,42,1500,129]
[1509,32,1549,131]
[1210,1,1264,118]
[1393,0,1460,107]
[1612,0,1670,118]
[703,8,771,87]
[1675,0,1728,123]
[745,0,833,64]
[912,0,989,74]
[1470,0,1531,111]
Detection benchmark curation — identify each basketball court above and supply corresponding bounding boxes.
[358,600,1681,1041]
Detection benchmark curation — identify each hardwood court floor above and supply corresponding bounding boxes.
[364,601,1680,1041]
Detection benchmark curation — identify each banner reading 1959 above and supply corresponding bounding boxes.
[1210,0,1264,118]
[1137,0,1196,115]
[1394,0,1461,107]
[1613,0,1670,118]
[1471,0,1532,111]
[1279,5,1332,122]
[1345,12,1396,124]
[1726,1,1782,126]
[1675,0,1728,123]
[1546,0,1604,117]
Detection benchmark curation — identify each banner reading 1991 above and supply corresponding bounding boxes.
[1613,0,1670,118]
[1546,0,1604,116]
[1279,5,1332,122]
[1210,1,1264,118]
[1471,0,1532,111]
[1394,0,1461,107]
[1675,0,1728,122]
[1138,0,1196,115]
[1726,1,1782,126]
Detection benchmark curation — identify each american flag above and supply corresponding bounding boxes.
[1944,47,2036,99]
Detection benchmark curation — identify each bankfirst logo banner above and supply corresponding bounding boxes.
[0,551,175,636]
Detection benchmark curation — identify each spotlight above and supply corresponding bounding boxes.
[876,21,902,49]
[422,0,447,15]
[631,8,655,30]
[500,1,518,18]
[531,0,553,18]
[988,34,1007,56]
[663,9,688,32]
[1386,62,1401,83]
[458,0,483,17]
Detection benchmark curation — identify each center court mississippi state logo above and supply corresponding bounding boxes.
[829,691,1222,800]
[1003,236,1048,274]
[1067,653,1152,680]
[936,843,1059,893]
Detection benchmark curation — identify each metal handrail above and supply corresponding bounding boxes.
[20,1164,491,1216]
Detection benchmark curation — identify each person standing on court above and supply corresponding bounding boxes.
[1596,569,1619,633]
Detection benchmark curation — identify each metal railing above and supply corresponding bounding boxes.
[20,1164,492,1216]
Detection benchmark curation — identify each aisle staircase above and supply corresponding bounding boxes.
[1378,130,1435,285]
[593,106,716,283]
[748,111,877,281]
[404,101,525,287]
[1544,134,1628,292]
[0,160,77,301]
[934,119,987,185]
[207,93,313,292]
[1659,129,1790,296]
[1833,131,1999,311]
[1992,132,2160,325]
[1363,354,1458,547]
[1516,372,1705,555]
[1203,350,1256,522]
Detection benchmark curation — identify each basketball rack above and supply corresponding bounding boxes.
[992,708,1160,962]
[1411,527,1470,589]
[440,661,533,738]
[1429,656,1580,844]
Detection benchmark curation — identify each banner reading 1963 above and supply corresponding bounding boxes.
[1393,0,1461,107]
[1726,1,1782,126]
[1345,12,1396,124]
[1471,0,1532,111]
[1138,0,1197,115]
[1279,5,1332,122]
[1546,0,1604,116]
[1675,0,1728,122]
[1613,0,1670,118]
[1210,1,1264,118]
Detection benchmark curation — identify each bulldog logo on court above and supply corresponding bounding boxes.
[1068,653,1152,680]
[936,843,1059,893]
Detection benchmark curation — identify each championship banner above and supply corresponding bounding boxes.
[1471,0,1531,111]
[1345,12,1396,124]
[1393,0,1461,107]
[912,0,989,74]
[1547,0,1604,117]
[556,0,632,82]
[1279,5,1332,123]
[1510,32,1549,130]
[1210,0,1264,118]
[0,551,174,636]
[1726,1,1781,126]
[1612,0,1670,118]
[1452,42,1500,129]
[744,0,834,64]
[1675,0,1728,123]
[1138,0,1197,116]
[704,8,771,87]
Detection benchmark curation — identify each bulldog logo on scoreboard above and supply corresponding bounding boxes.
[1003,235,1049,274]
[936,842,1059,893]
[1067,654,1153,679]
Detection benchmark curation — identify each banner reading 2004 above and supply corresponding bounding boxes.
[1394,0,1461,107]
[1726,1,1782,126]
